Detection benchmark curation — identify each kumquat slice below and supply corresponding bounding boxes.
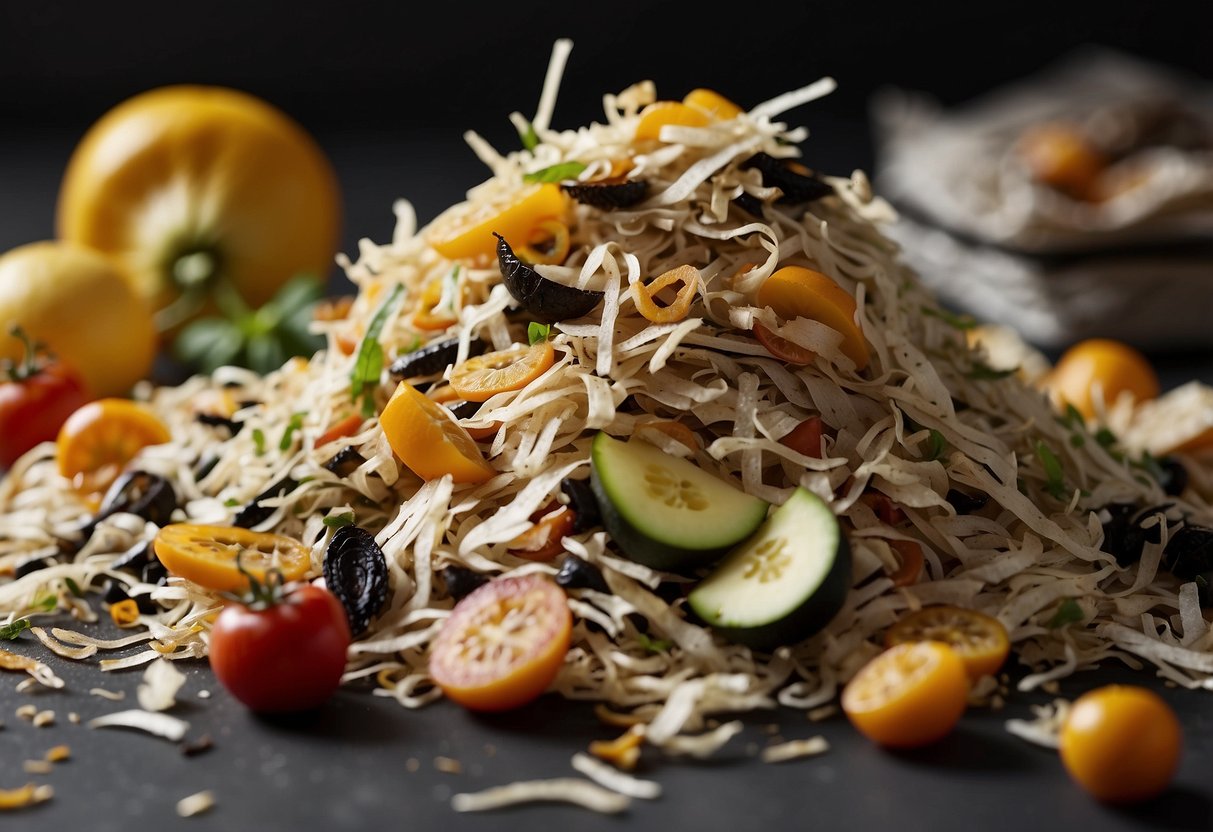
[380,382,496,484]
[884,605,1010,680]
[152,523,313,593]
[633,264,700,324]
[448,341,555,403]
[56,398,171,494]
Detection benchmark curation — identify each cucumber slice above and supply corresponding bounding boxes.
[688,487,851,651]
[590,432,769,572]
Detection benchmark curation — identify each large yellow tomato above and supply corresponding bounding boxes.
[56,85,341,328]
[0,240,157,397]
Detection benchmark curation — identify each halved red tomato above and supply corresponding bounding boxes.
[428,573,571,712]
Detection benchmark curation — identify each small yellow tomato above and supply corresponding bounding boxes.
[841,641,969,749]
[1039,338,1160,420]
[57,85,342,327]
[884,605,1011,681]
[1059,684,1182,804]
[0,241,157,398]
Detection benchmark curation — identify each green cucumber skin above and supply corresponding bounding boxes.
[692,536,852,653]
[590,466,735,573]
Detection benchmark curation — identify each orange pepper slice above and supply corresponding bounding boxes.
[508,502,576,562]
[756,266,870,371]
[109,598,141,627]
[56,398,171,495]
[448,341,555,403]
[315,413,365,448]
[380,382,496,484]
[753,322,816,365]
[635,101,711,141]
[516,218,571,266]
[887,540,925,588]
[633,264,699,324]
[426,183,567,262]
[682,88,743,120]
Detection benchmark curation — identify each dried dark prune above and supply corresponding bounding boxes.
[1156,456,1189,497]
[563,178,649,209]
[389,336,487,381]
[14,555,56,579]
[324,525,390,636]
[555,554,610,594]
[447,400,481,421]
[440,565,489,601]
[946,488,989,515]
[496,233,602,324]
[1164,524,1213,583]
[94,470,178,528]
[732,192,766,218]
[232,477,299,529]
[740,152,834,204]
[560,476,601,533]
[111,541,153,575]
[195,412,242,435]
[324,447,366,479]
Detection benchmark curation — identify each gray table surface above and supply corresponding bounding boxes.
[1,121,1211,832]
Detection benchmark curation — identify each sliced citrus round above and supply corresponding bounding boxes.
[756,266,869,371]
[425,183,567,262]
[380,382,496,484]
[56,398,171,494]
[841,640,969,749]
[884,605,1010,680]
[428,573,572,712]
[152,523,312,593]
[448,341,555,403]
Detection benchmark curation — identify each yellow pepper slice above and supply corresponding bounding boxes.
[683,88,743,120]
[635,101,711,141]
[426,183,567,262]
[633,264,700,324]
[756,266,870,371]
[380,382,496,484]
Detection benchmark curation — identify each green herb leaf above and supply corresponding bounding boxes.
[323,512,356,529]
[173,318,244,373]
[528,322,551,345]
[1060,403,1087,430]
[224,498,242,507]
[966,361,1016,381]
[1035,440,1068,500]
[64,578,84,598]
[1046,598,1084,629]
[519,121,539,152]
[351,283,406,418]
[1094,427,1118,449]
[32,594,57,612]
[523,162,588,184]
[925,429,947,461]
[252,428,267,456]
[0,618,31,640]
[636,632,673,654]
[921,305,977,330]
[279,412,307,451]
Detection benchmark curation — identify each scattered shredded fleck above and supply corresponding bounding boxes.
[1005,698,1072,749]
[88,688,126,701]
[180,735,214,757]
[87,709,190,742]
[434,756,462,775]
[0,783,52,811]
[32,710,54,728]
[15,705,36,720]
[571,753,662,799]
[452,778,632,814]
[21,761,52,775]
[44,745,70,763]
[67,713,80,725]
[807,705,838,722]
[137,658,187,712]
[405,758,420,773]
[761,735,830,763]
[588,725,645,770]
[176,790,215,818]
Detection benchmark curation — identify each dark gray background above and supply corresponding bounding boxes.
[1,2,1212,830]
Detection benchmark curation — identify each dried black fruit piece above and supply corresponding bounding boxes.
[555,554,610,594]
[324,525,390,636]
[324,447,366,479]
[496,232,603,324]
[732,192,766,218]
[93,471,178,530]
[1164,523,1213,583]
[112,541,153,575]
[103,580,131,606]
[946,488,989,515]
[233,477,299,529]
[560,477,601,533]
[563,178,649,209]
[1157,456,1189,497]
[195,412,242,435]
[142,558,168,586]
[740,152,834,204]
[440,565,489,601]
[447,400,481,421]
[389,336,487,380]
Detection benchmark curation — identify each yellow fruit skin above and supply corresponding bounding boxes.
[0,241,156,397]
[56,84,341,317]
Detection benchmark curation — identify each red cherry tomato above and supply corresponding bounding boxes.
[0,327,92,469]
[209,583,352,713]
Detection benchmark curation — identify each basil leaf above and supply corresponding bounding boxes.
[1035,441,1068,499]
[323,512,356,529]
[64,578,84,598]
[279,412,307,451]
[523,162,587,184]
[519,121,539,152]
[925,429,947,461]
[636,632,672,654]
[173,318,244,373]
[921,305,977,330]
[351,283,406,416]
[32,594,57,612]
[528,322,551,345]
[1046,598,1084,629]
[252,428,267,456]
[0,618,31,640]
